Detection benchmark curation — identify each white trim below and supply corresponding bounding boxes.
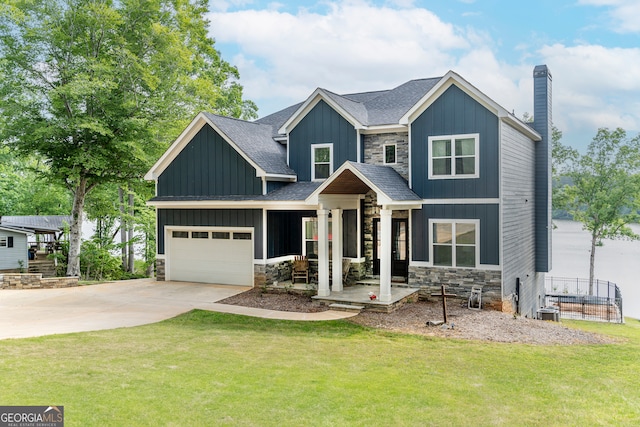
[398,72,540,141]
[307,161,414,206]
[428,219,480,269]
[356,128,361,163]
[428,133,480,179]
[421,198,500,205]
[278,89,365,134]
[0,226,30,235]
[359,124,408,134]
[311,143,333,181]
[383,143,397,165]
[409,260,500,270]
[262,209,268,262]
[147,200,315,210]
[408,123,413,189]
[286,134,290,166]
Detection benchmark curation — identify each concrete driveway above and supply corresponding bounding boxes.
[0,279,250,339]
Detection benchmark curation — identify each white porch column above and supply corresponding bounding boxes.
[317,209,330,297]
[379,208,392,302]
[331,208,343,292]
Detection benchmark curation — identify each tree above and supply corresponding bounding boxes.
[557,128,640,294]
[0,0,256,276]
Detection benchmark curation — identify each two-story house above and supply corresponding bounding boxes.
[145,65,552,317]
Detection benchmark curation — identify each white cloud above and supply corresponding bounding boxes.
[538,43,640,133]
[579,0,640,33]
[209,2,474,112]
[209,2,640,150]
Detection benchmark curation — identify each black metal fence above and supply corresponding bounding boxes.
[544,277,624,323]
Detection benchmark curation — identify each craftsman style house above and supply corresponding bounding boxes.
[145,65,552,317]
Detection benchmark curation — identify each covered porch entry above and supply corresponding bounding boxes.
[306,161,422,303]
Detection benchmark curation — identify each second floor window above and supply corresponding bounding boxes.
[428,134,479,179]
[384,144,396,164]
[312,144,333,180]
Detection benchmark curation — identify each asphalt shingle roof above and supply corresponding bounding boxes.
[346,162,421,201]
[255,76,443,133]
[203,112,295,176]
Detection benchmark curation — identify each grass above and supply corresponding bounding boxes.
[1,312,639,426]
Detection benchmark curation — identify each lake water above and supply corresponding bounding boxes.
[551,220,640,320]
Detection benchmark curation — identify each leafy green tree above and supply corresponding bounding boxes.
[557,128,640,294]
[0,0,256,276]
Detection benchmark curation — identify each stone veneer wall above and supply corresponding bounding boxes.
[0,273,79,289]
[409,266,503,310]
[362,132,409,180]
[156,259,166,281]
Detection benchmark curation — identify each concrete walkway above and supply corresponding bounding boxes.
[0,279,357,340]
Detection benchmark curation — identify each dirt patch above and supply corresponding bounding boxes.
[217,288,617,345]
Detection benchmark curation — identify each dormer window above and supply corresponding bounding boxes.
[312,144,333,180]
[428,134,479,179]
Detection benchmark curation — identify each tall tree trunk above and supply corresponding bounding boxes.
[66,178,88,277]
[119,186,127,270]
[128,191,134,273]
[589,231,597,295]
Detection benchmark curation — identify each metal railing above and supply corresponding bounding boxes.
[544,277,624,323]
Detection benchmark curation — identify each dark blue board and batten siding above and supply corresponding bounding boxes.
[157,124,262,197]
[411,204,500,266]
[410,85,499,199]
[157,209,263,259]
[267,210,358,259]
[289,100,357,182]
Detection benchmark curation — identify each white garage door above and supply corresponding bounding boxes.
[167,227,253,286]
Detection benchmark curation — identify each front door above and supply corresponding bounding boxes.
[373,218,409,279]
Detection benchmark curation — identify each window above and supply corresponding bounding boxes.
[172,231,189,238]
[312,144,333,180]
[430,220,478,268]
[384,144,396,164]
[212,232,230,239]
[302,218,332,259]
[0,236,6,248]
[428,134,479,179]
[233,232,252,240]
[192,231,209,239]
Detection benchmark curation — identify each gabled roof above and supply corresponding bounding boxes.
[0,215,70,233]
[307,161,421,207]
[145,112,296,181]
[268,72,540,141]
[0,225,31,235]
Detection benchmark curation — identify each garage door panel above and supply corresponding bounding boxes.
[168,229,253,286]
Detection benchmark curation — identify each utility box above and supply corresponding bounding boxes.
[538,307,559,321]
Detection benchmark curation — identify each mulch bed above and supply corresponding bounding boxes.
[217,287,618,345]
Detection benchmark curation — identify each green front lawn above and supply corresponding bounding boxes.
[1,312,639,426]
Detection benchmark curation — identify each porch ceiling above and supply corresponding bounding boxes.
[320,169,370,195]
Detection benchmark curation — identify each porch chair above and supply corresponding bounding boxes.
[292,255,310,284]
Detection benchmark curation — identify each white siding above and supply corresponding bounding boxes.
[501,122,545,317]
[0,230,28,271]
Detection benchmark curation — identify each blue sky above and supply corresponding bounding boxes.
[207,0,640,151]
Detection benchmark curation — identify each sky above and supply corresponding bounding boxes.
[206,0,640,151]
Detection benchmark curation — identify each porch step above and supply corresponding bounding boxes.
[328,303,365,313]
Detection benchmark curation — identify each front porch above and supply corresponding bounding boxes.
[269,279,420,313]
